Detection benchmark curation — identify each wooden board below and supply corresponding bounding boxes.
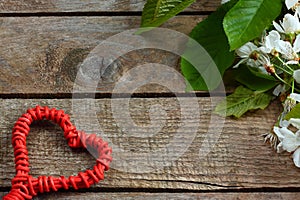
[0,16,212,95]
[2,98,300,191]
[1,192,300,200]
[0,0,221,13]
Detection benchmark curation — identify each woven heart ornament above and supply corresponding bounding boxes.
[3,106,112,200]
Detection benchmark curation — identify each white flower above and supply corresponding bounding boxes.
[260,30,300,63]
[273,13,300,34]
[273,126,300,167]
[293,69,300,83]
[274,127,300,152]
[260,30,281,55]
[233,42,258,68]
[233,42,272,73]
[267,92,300,168]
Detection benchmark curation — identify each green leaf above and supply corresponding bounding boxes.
[141,0,195,28]
[285,104,300,120]
[234,65,278,91]
[215,86,273,118]
[223,0,282,50]
[180,0,237,91]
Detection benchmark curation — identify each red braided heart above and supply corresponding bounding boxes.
[3,106,112,200]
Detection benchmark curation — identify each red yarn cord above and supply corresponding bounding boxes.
[3,106,112,200]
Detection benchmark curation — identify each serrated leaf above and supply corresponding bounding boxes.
[180,0,237,91]
[223,0,282,50]
[215,86,273,118]
[285,104,300,120]
[141,0,195,28]
[234,65,278,91]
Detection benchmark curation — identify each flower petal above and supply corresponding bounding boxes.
[260,30,281,53]
[290,93,300,102]
[221,0,230,4]
[232,58,246,68]
[286,60,299,65]
[277,142,284,153]
[259,46,270,54]
[276,40,294,59]
[286,0,298,10]
[273,84,285,96]
[296,6,300,17]
[236,42,257,58]
[246,59,259,68]
[282,13,300,33]
[268,30,281,44]
[293,34,300,53]
[258,66,268,74]
[273,21,284,33]
[293,148,300,168]
[280,120,290,128]
[273,126,285,141]
[281,127,300,152]
[290,118,300,129]
[293,69,300,83]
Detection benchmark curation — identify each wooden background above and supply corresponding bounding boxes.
[0,0,299,199]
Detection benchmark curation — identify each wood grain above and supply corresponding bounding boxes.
[1,192,300,200]
[0,0,221,13]
[0,16,210,95]
[1,98,299,191]
[0,0,295,199]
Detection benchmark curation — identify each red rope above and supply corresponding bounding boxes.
[3,105,112,200]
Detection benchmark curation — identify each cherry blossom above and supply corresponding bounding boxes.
[273,13,300,34]
[273,125,300,167]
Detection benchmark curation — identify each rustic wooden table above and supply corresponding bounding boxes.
[0,0,299,199]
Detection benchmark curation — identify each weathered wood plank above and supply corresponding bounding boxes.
[1,192,300,200]
[1,98,299,191]
[0,0,221,13]
[0,16,212,95]
[24,192,300,200]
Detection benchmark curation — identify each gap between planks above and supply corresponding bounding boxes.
[0,91,224,99]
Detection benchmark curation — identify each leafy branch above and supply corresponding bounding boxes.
[140,0,284,118]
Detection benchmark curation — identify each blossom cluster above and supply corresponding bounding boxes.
[235,12,300,82]
[233,0,300,167]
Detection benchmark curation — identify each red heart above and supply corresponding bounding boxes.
[3,106,112,200]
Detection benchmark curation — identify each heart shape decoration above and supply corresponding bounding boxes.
[3,105,112,200]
